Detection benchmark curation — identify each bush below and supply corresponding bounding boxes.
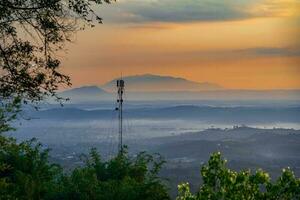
[0,135,170,200]
[177,152,300,200]
[51,148,170,200]
[0,136,61,199]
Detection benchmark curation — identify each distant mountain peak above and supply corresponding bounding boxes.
[62,86,107,94]
[102,74,223,92]
[59,86,111,102]
[130,73,185,80]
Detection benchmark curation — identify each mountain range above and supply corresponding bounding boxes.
[30,105,300,123]
[59,74,300,102]
[101,74,223,92]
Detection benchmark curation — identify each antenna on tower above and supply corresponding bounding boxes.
[116,79,125,154]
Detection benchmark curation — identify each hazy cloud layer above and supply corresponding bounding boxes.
[154,47,300,59]
[98,0,297,23]
[235,47,300,57]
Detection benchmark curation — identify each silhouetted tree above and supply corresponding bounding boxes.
[0,0,112,131]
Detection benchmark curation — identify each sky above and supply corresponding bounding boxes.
[61,0,300,90]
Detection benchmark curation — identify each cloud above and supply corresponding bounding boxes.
[144,47,300,60]
[247,0,300,18]
[97,0,299,24]
[234,47,300,57]
[119,0,251,22]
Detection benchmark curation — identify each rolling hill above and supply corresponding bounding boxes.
[30,105,300,123]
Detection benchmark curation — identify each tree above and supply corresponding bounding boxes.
[51,148,170,200]
[177,152,300,200]
[0,0,112,131]
[0,135,62,199]
[0,136,170,200]
[0,2,171,199]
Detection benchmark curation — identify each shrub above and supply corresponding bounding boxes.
[177,152,300,200]
[0,135,170,200]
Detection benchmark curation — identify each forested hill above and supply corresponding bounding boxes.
[29,105,300,123]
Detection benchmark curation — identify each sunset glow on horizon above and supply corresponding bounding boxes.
[61,0,300,90]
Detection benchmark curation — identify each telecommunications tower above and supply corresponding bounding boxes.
[116,79,125,153]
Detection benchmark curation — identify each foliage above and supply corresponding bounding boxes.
[0,97,21,132]
[1,135,300,200]
[0,135,170,200]
[0,0,112,132]
[50,148,170,200]
[177,152,300,200]
[0,136,62,199]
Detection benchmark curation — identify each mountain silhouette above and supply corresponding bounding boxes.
[60,86,111,102]
[102,74,223,92]
[59,76,300,102]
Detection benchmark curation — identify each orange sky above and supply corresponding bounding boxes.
[60,0,300,90]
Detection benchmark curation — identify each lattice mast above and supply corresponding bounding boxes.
[116,79,125,153]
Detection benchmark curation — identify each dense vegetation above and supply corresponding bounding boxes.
[1,135,299,200]
[0,135,170,200]
[177,152,300,200]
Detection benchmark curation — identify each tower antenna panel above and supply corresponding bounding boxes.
[116,79,125,153]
